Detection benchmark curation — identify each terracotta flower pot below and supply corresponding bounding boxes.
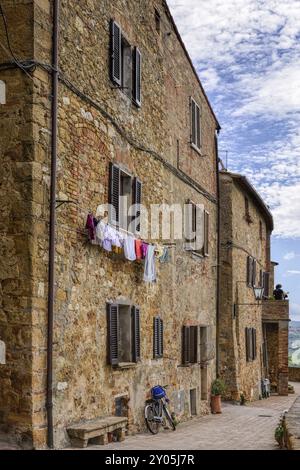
[211,394,222,414]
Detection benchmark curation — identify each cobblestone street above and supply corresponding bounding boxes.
[88,382,300,451]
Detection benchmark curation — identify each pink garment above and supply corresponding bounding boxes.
[141,242,149,259]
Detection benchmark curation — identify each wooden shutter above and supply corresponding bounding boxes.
[110,20,122,86]
[245,328,250,362]
[191,99,196,145]
[196,104,201,149]
[154,317,163,358]
[259,269,263,287]
[109,162,120,225]
[204,210,209,256]
[153,317,159,359]
[252,259,256,286]
[132,47,141,106]
[182,326,190,365]
[247,256,253,287]
[191,98,201,149]
[249,328,253,361]
[189,326,198,364]
[159,318,163,357]
[252,328,257,360]
[263,272,270,298]
[132,306,141,362]
[107,304,119,365]
[133,177,142,233]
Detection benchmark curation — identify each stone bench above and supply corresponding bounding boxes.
[67,416,128,448]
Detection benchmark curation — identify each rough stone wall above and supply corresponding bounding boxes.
[219,173,270,401]
[265,323,278,389]
[0,0,38,446]
[262,301,289,395]
[262,300,289,321]
[1,0,219,448]
[284,396,300,450]
[218,175,239,398]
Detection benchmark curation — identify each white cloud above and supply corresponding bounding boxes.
[168,0,300,239]
[287,271,300,275]
[284,252,296,260]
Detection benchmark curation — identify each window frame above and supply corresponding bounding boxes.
[182,325,198,365]
[108,162,142,233]
[110,19,142,107]
[107,302,141,366]
[190,97,202,154]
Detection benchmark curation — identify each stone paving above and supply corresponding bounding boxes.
[87,382,300,451]
[0,383,299,450]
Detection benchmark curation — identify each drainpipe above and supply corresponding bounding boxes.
[215,131,221,378]
[46,0,59,449]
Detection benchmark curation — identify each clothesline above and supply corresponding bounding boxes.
[86,213,171,283]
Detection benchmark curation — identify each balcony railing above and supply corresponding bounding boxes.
[262,299,289,322]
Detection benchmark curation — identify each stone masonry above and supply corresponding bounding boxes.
[218,171,288,401]
[0,0,220,448]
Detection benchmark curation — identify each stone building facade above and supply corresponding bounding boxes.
[0,0,220,448]
[219,171,289,401]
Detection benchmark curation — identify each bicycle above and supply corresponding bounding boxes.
[144,385,176,434]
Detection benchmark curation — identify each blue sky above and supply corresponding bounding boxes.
[168,0,300,320]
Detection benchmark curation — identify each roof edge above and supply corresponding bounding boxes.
[220,170,274,231]
[163,1,221,131]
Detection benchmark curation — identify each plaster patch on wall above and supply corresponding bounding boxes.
[0,341,6,364]
[0,80,6,104]
[57,382,68,392]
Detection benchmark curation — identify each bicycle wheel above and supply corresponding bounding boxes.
[145,401,161,434]
[162,403,176,431]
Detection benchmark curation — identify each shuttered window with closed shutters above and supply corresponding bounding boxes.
[153,316,163,359]
[190,97,201,151]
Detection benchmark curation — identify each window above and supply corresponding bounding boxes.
[247,256,256,287]
[185,202,209,255]
[155,9,161,33]
[107,303,141,366]
[182,325,198,365]
[190,97,201,152]
[153,316,163,359]
[259,220,263,240]
[203,210,209,256]
[109,162,142,232]
[190,389,197,416]
[244,196,253,223]
[110,20,141,106]
[245,328,257,362]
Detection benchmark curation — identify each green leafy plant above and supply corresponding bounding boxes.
[275,424,284,448]
[240,392,246,405]
[211,378,226,396]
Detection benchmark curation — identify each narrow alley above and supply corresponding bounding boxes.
[87,383,300,451]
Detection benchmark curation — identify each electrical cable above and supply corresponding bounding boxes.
[0,3,35,82]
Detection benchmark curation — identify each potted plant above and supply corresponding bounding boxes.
[211,379,226,414]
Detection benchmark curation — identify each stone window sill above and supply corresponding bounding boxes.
[113,362,137,370]
[191,143,203,156]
